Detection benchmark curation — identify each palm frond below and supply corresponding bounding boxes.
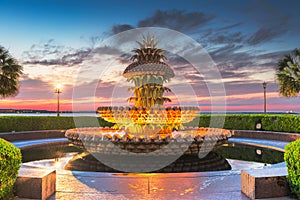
[276,48,300,97]
[0,46,23,98]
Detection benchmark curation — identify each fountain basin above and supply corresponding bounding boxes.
[65,127,233,172]
[65,127,232,155]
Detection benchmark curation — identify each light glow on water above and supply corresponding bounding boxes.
[22,153,77,170]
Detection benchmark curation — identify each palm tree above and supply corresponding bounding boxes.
[276,49,300,97]
[0,46,23,98]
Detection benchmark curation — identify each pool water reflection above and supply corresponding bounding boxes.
[22,142,284,172]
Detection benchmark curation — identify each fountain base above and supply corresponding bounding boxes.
[65,127,233,172]
[65,151,231,173]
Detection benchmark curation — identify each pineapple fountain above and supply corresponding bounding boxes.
[65,33,233,173]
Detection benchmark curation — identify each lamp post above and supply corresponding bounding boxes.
[55,84,62,117]
[263,82,267,114]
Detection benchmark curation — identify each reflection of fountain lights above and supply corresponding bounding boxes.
[23,153,77,170]
[54,158,62,168]
[135,173,158,177]
[54,161,62,168]
[150,175,197,196]
[256,149,262,155]
[180,187,195,196]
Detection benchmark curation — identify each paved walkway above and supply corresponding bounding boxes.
[14,137,293,200]
[41,169,292,200]
[50,169,246,200]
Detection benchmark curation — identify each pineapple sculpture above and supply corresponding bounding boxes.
[98,33,199,135]
[123,33,174,107]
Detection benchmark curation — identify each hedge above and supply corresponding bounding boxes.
[188,114,300,133]
[0,116,113,132]
[0,139,22,199]
[0,114,299,133]
[284,139,300,198]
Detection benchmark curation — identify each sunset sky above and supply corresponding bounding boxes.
[0,0,299,113]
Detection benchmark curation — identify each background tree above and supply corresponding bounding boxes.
[276,49,300,97]
[0,46,23,98]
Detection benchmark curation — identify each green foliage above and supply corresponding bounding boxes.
[0,46,23,98]
[0,114,299,133]
[0,116,114,132]
[0,138,22,199]
[276,48,300,97]
[187,114,300,133]
[284,139,300,198]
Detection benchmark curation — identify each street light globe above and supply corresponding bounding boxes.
[55,84,62,93]
[263,82,267,88]
[56,84,62,90]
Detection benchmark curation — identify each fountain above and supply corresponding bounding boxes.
[65,33,233,172]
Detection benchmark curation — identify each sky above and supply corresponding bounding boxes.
[0,0,299,113]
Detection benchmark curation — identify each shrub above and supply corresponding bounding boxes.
[0,114,299,133]
[0,139,22,199]
[0,116,114,132]
[284,139,300,199]
[187,114,300,133]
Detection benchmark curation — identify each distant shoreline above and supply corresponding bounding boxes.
[0,110,298,117]
[0,109,98,117]
[0,109,96,114]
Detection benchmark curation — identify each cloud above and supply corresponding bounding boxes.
[92,45,125,56]
[23,48,92,66]
[200,43,291,82]
[247,27,287,45]
[111,24,135,35]
[21,75,50,88]
[208,32,244,44]
[216,22,243,31]
[22,39,130,67]
[208,44,287,72]
[137,9,215,33]
[22,39,92,66]
[210,44,244,58]
[15,75,56,99]
[221,70,251,79]
[23,39,67,61]
[224,81,278,96]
